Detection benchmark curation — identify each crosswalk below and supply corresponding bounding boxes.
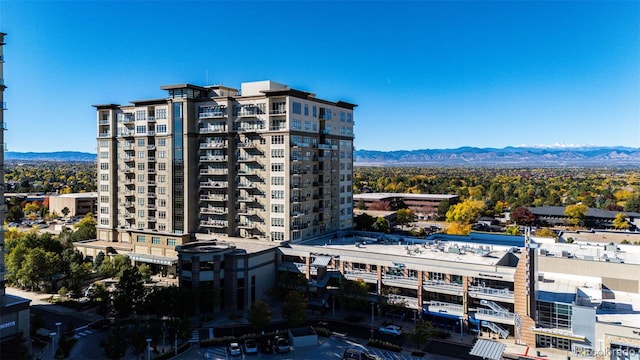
[72,327,96,340]
[365,346,424,360]
[189,329,200,343]
[202,347,229,360]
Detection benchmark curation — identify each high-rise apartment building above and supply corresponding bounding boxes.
[94,81,355,264]
[0,32,31,351]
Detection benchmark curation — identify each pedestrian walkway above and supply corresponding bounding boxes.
[189,329,200,343]
[72,326,96,340]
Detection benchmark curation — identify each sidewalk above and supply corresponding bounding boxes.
[6,287,102,323]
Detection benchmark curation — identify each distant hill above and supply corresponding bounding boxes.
[354,146,640,167]
[6,151,96,162]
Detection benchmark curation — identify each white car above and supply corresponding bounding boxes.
[244,339,258,354]
[378,325,402,336]
[228,342,242,357]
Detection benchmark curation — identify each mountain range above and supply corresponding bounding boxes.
[5,146,640,167]
[354,146,640,167]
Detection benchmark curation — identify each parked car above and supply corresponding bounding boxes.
[243,339,258,354]
[274,336,290,353]
[259,339,273,354]
[228,342,242,357]
[342,348,381,360]
[378,324,402,336]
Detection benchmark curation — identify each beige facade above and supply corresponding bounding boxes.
[49,192,97,218]
[94,81,355,263]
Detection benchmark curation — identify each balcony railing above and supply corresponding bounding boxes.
[98,132,111,138]
[387,294,420,309]
[147,116,155,122]
[383,274,418,287]
[200,181,228,188]
[200,155,227,162]
[199,142,227,149]
[270,126,287,131]
[474,308,515,324]
[99,119,110,125]
[269,109,287,115]
[343,269,377,283]
[200,220,228,228]
[199,168,227,175]
[119,114,134,124]
[469,286,514,300]
[424,301,464,316]
[199,111,227,119]
[200,206,226,214]
[200,194,227,201]
[423,280,464,294]
[199,127,227,134]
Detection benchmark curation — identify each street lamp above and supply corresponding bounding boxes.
[146,338,152,360]
[370,302,375,339]
[55,322,62,345]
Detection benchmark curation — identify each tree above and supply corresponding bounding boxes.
[247,300,272,329]
[73,213,97,241]
[61,206,70,218]
[625,194,640,213]
[94,251,106,271]
[396,208,415,229]
[408,320,438,352]
[437,199,450,221]
[564,204,589,226]
[446,199,486,225]
[505,226,521,236]
[613,213,630,230]
[368,200,391,211]
[113,266,145,317]
[535,228,556,238]
[446,222,471,235]
[340,279,369,311]
[354,213,376,231]
[101,325,129,359]
[89,282,111,319]
[281,290,307,327]
[356,199,366,210]
[511,207,535,225]
[371,217,390,233]
[6,205,24,222]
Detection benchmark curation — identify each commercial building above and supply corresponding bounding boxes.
[276,230,640,357]
[48,192,97,218]
[0,32,31,349]
[91,81,355,274]
[353,193,459,219]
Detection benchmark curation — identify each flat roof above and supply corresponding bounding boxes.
[194,235,282,254]
[294,235,517,268]
[537,241,640,265]
[54,192,98,199]
[353,193,458,201]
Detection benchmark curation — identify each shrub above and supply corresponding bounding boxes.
[366,339,402,352]
[313,327,331,337]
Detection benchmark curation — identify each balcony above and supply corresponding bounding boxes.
[147,181,156,186]
[200,194,227,201]
[270,126,287,131]
[98,132,111,138]
[147,204,156,210]
[147,145,156,150]
[147,131,155,136]
[423,301,464,317]
[237,125,265,132]
[423,280,464,296]
[199,110,227,119]
[469,286,515,303]
[238,222,258,229]
[238,182,257,189]
[387,294,420,310]
[147,193,156,199]
[200,206,226,214]
[199,127,226,134]
[199,168,227,175]
[200,220,228,228]
[269,109,287,115]
[237,142,257,149]
[123,167,134,174]
[238,169,259,176]
[200,181,228,188]
[123,213,135,219]
[120,130,135,137]
[200,142,227,149]
[147,157,156,162]
[200,155,227,162]
[343,269,378,284]
[99,119,110,125]
[147,169,156,174]
[237,196,259,203]
[383,274,419,288]
[119,114,134,124]
[147,116,155,122]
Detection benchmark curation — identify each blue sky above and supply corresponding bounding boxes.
[0,1,638,153]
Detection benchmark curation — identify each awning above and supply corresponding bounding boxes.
[469,339,506,360]
[311,255,332,267]
[128,253,178,266]
[530,327,586,341]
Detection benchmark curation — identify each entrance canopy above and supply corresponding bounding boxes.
[469,339,506,360]
[311,255,332,267]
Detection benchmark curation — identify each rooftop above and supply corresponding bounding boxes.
[537,240,640,265]
[55,192,98,199]
[192,235,283,254]
[353,193,459,201]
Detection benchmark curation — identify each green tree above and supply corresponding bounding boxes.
[408,320,438,352]
[437,199,450,220]
[89,282,111,319]
[564,204,589,226]
[281,290,307,327]
[101,325,129,359]
[61,206,70,218]
[446,199,486,225]
[613,213,630,230]
[625,194,640,213]
[94,251,106,271]
[372,217,390,233]
[354,213,375,231]
[356,199,366,210]
[73,213,97,241]
[396,208,415,229]
[247,300,272,329]
[113,266,145,318]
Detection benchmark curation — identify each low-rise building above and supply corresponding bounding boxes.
[48,192,97,218]
[353,193,458,219]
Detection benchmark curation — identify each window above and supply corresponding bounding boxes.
[137,163,145,170]
[158,138,166,146]
[271,163,284,172]
[137,139,145,146]
[312,123,317,131]
[271,190,284,199]
[100,162,109,170]
[156,108,167,119]
[271,218,285,227]
[271,176,284,185]
[138,151,145,159]
[158,163,166,171]
[99,151,108,159]
[151,237,161,245]
[304,104,309,116]
[100,218,109,225]
[347,113,352,123]
[156,124,167,133]
[304,121,311,130]
[100,196,109,203]
[340,127,345,135]
[136,125,147,134]
[137,198,144,205]
[137,235,146,243]
[137,174,146,182]
[292,119,301,129]
[158,151,166,159]
[340,111,345,122]
[167,238,176,246]
[159,211,166,219]
[158,224,166,231]
[271,149,284,158]
[99,140,109,148]
[100,206,109,214]
[271,231,285,241]
[272,135,284,144]
[138,186,145,194]
[100,174,109,181]
[158,175,166,183]
[271,204,284,213]
[159,199,166,207]
[138,210,145,217]
[292,102,302,114]
[136,110,146,121]
[158,187,166,195]
[100,184,109,192]
[312,106,317,117]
